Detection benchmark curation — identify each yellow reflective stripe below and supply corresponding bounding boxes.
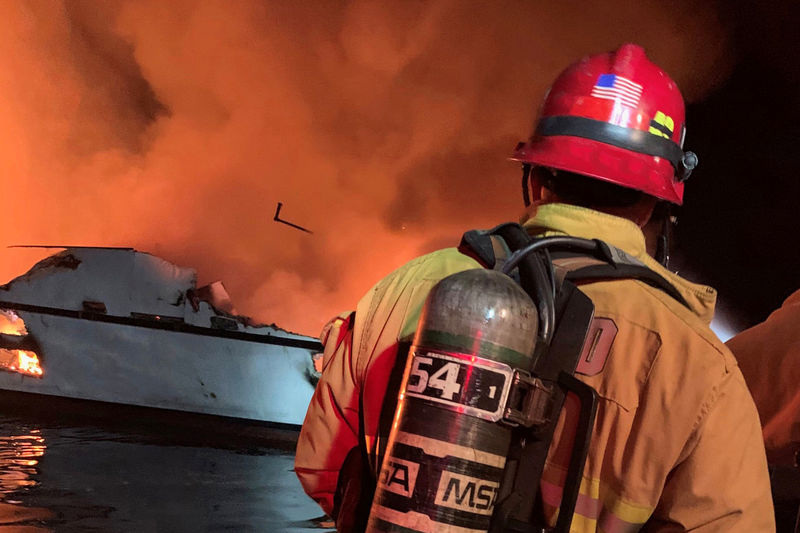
[543,496,645,533]
[541,500,599,533]
[569,509,598,532]
[600,488,652,526]
[541,464,654,528]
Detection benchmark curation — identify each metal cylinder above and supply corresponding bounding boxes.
[367,269,538,533]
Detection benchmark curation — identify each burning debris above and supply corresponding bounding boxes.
[0,310,26,336]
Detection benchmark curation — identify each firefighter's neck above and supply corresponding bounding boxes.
[537,186,660,257]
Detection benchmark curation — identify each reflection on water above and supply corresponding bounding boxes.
[0,420,52,531]
[0,415,329,533]
[0,429,46,497]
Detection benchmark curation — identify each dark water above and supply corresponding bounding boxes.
[0,415,332,532]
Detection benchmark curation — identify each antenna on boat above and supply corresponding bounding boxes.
[273,202,313,234]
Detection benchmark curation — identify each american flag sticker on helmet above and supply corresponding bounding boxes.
[590,74,643,108]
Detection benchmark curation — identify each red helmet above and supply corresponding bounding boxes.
[512,43,697,205]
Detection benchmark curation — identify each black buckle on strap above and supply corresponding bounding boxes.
[501,370,553,428]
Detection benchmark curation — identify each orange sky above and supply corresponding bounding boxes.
[0,0,733,336]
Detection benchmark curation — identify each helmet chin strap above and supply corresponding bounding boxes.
[654,206,674,268]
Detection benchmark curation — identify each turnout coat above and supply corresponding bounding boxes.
[296,203,774,532]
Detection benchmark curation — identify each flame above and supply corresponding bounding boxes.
[12,351,43,377]
[0,311,43,376]
[0,348,43,378]
[0,310,27,336]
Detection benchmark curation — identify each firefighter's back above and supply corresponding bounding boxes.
[541,275,775,531]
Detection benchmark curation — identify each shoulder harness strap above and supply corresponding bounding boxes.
[459,226,690,310]
[458,228,513,270]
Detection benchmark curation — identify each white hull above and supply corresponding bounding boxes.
[0,309,318,426]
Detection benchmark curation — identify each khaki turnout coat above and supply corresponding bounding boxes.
[296,203,775,532]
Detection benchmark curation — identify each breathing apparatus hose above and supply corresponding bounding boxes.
[501,236,604,276]
[499,234,608,346]
[493,225,556,346]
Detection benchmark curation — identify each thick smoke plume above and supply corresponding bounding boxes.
[0,0,731,335]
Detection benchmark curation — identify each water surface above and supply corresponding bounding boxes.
[0,415,331,532]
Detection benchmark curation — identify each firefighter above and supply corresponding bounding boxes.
[295,43,775,531]
[726,291,800,532]
[726,289,800,465]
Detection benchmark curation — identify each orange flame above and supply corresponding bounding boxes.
[0,311,42,377]
[0,349,44,378]
[0,310,27,336]
[11,351,43,377]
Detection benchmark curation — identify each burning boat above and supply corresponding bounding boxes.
[0,247,322,429]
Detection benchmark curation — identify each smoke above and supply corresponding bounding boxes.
[0,0,733,336]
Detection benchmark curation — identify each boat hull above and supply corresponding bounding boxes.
[0,308,318,427]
